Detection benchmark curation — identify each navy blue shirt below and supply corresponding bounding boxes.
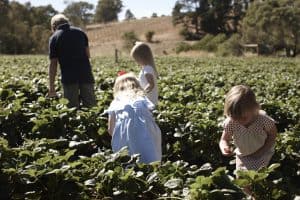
[49,23,95,84]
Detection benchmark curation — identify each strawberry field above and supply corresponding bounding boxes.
[0,56,299,199]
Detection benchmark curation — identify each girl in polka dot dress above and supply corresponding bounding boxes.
[219,85,277,171]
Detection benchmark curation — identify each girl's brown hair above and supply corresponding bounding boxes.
[224,85,259,118]
[130,42,158,78]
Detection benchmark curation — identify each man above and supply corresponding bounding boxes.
[48,14,96,108]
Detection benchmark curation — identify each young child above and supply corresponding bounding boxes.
[219,85,277,171]
[130,42,159,106]
[106,72,162,164]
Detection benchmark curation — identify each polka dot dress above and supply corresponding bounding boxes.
[223,111,276,171]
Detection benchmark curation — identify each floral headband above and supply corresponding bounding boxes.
[117,70,127,76]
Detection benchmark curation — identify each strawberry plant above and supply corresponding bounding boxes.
[0,56,299,199]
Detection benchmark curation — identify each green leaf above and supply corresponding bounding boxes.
[268,163,280,172]
[164,178,183,189]
[64,149,77,160]
[3,168,17,175]
[84,179,96,186]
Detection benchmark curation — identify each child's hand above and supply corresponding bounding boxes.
[219,130,234,156]
[220,143,233,156]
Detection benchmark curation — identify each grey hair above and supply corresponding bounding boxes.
[51,14,69,30]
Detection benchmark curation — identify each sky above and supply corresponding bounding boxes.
[14,0,176,20]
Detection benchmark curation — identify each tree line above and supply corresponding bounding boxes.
[0,0,124,54]
[172,0,300,57]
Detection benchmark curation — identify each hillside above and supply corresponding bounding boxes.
[86,16,183,57]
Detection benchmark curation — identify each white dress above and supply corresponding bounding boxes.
[106,95,162,163]
[138,65,158,105]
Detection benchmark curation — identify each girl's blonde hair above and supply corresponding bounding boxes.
[113,72,145,99]
[224,85,259,119]
[130,42,158,78]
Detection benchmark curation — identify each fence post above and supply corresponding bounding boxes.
[115,48,118,63]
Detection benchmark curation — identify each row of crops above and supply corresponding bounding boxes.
[0,56,299,199]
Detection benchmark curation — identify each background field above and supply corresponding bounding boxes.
[86,16,184,57]
[0,56,299,199]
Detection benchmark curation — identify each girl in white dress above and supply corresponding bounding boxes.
[106,72,161,163]
[130,42,159,106]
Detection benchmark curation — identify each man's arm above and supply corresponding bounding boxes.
[86,47,91,58]
[83,32,90,58]
[48,58,58,97]
[108,113,116,136]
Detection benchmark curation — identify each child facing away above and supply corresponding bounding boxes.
[130,42,159,106]
[105,72,162,164]
[219,85,277,171]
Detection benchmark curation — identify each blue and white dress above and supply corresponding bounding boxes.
[106,95,162,163]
